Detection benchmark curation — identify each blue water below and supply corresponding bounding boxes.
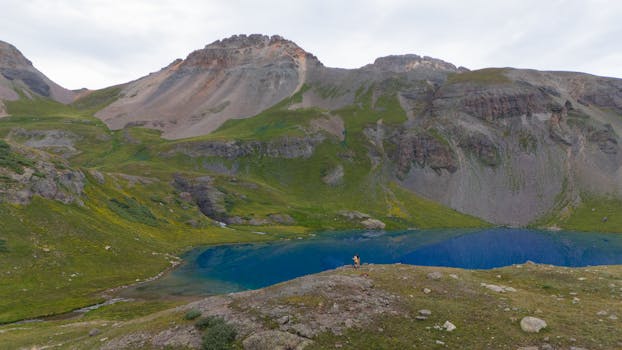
[125,228,622,298]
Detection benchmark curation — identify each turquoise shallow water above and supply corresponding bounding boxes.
[123,228,622,298]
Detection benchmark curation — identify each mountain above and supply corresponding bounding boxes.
[95,35,321,139]
[90,34,622,226]
[0,40,75,116]
[94,34,464,139]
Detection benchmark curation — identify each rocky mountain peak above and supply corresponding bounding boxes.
[179,34,320,70]
[0,40,34,69]
[365,54,463,74]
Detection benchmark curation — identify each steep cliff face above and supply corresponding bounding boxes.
[0,41,75,108]
[96,34,323,139]
[390,69,622,226]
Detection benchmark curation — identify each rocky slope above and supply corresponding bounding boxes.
[0,139,85,205]
[95,34,322,139]
[3,263,621,349]
[0,40,75,114]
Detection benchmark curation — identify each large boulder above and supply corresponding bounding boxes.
[520,316,547,333]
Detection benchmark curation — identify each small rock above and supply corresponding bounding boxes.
[602,216,608,222]
[596,310,608,316]
[520,316,547,333]
[427,271,443,280]
[541,344,553,350]
[443,321,456,332]
[577,277,587,281]
[360,218,386,230]
[436,340,445,345]
[517,347,538,350]
[418,309,432,316]
[570,347,588,350]
[423,288,431,294]
[449,274,459,279]
[481,283,515,293]
[344,319,354,328]
[104,245,111,251]
[608,314,618,320]
[572,297,580,304]
[89,328,101,337]
[277,315,290,325]
[415,316,428,321]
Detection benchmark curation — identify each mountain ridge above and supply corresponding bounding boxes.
[0,40,75,112]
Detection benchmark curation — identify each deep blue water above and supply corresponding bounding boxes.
[125,228,622,298]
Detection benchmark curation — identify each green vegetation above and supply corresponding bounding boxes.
[558,196,622,233]
[108,196,159,226]
[194,316,237,350]
[72,86,122,112]
[202,320,237,350]
[203,107,323,141]
[185,309,202,320]
[518,131,538,153]
[0,139,33,174]
[446,68,511,85]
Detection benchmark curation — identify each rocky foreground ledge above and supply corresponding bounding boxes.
[2,263,622,349]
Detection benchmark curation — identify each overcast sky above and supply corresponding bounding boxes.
[1,0,621,89]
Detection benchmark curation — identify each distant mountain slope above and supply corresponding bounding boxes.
[94,34,463,139]
[5,34,622,227]
[95,34,322,139]
[0,40,75,116]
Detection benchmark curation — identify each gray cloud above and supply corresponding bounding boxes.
[1,0,620,89]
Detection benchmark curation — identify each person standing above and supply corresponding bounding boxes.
[352,254,360,269]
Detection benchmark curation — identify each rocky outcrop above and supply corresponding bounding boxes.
[364,54,461,77]
[395,131,457,177]
[587,124,619,155]
[165,135,324,160]
[0,142,85,205]
[436,82,550,121]
[172,174,227,222]
[458,133,500,166]
[321,164,344,185]
[361,218,386,230]
[8,128,82,157]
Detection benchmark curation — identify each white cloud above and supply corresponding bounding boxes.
[1,0,621,89]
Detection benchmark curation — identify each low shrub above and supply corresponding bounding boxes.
[184,309,201,320]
